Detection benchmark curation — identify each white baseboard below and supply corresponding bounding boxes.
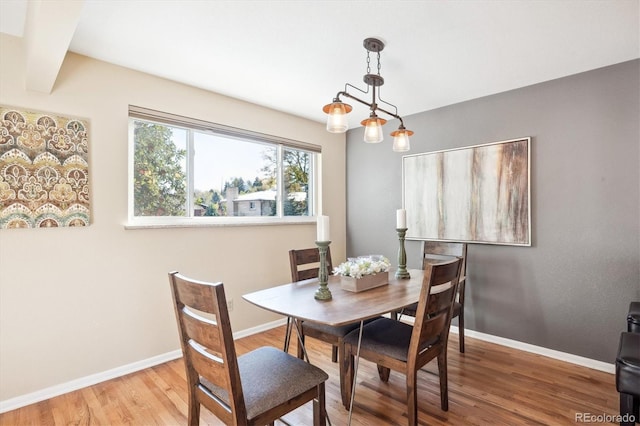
[449,325,615,374]
[0,317,613,413]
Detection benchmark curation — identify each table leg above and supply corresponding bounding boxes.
[347,320,364,426]
[283,317,293,352]
[293,319,310,363]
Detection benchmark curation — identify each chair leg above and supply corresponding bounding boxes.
[331,345,338,363]
[620,392,637,426]
[377,364,390,382]
[458,310,465,353]
[407,371,418,426]
[437,352,449,411]
[314,382,327,426]
[337,341,346,407]
[187,395,200,426]
[342,346,354,409]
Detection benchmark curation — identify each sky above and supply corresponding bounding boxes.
[174,130,274,192]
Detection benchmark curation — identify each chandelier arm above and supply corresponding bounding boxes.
[343,82,371,97]
[338,91,374,110]
[339,91,405,123]
[375,106,403,123]
[376,88,400,117]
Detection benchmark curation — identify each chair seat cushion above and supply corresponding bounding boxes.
[616,332,640,395]
[302,317,380,338]
[201,346,328,420]
[343,317,438,362]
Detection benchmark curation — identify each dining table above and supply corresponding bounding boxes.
[242,268,426,424]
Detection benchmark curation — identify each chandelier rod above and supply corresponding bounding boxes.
[333,90,405,127]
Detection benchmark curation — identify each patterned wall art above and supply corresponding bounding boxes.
[0,106,90,228]
[402,137,530,246]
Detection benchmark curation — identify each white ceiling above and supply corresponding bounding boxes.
[1,0,639,125]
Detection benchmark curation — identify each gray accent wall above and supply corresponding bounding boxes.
[346,59,640,363]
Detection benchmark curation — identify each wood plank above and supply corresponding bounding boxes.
[0,327,618,425]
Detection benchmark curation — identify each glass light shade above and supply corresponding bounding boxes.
[361,116,387,144]
[391,128,413,152]
[323,102,352,133]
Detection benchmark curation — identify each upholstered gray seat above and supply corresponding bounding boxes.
[302,317,379,339]
[343,317,438,362]
[202,346,328,421]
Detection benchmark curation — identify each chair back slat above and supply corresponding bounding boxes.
[289,247,333,282]
[422,241,467,280]
[416,285,458,343]
[171,273,219,314]
[181,308,223,357]
[168,272,246,422]
[409,258,462,366]
[188,340,231,392]
[430,260,462,286]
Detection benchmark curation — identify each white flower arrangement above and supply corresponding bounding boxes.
[333,255,391,279]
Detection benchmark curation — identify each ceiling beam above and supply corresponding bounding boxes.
[24,0,84,93]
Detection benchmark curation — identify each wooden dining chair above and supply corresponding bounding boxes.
[289,247,339,361]
[401,241,468,352]
[168,271,328,426]
[342,258,462,426]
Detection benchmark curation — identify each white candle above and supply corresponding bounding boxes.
[317,215,330,241]
[396,209,406,229]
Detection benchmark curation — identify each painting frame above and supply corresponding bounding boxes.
[402,137,531,246]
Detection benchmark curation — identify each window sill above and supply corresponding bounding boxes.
[124,216,316,230]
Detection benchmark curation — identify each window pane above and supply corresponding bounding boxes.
[133,121,187,216]
[283,148,311,217]
[193,132,277,217]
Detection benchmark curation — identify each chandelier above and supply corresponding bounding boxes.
[322,37,413,152]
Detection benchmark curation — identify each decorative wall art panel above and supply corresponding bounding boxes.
[0,106,90,228]
[402,137,530,246]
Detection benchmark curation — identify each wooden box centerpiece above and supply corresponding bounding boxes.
[339,271,390,292]
[334,255,391,293]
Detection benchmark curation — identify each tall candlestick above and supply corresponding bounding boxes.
[396,227,410,279]
[317,215,330,241]
[396,209,406,229]
[314,241,332,300]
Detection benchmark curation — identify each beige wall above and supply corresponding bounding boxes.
[0,34,346,402]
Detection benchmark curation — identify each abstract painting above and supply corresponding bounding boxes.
[0,106,90,228]
[402,138,530,246]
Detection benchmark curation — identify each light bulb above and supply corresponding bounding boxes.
[323,101,352,133]
[361,116,386,143]
[391,127,414,152]
[392,131,411,152]
[326,105,348,133]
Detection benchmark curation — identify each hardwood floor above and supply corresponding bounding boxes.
[0,326,618,425]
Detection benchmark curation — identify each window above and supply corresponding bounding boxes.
[127,106,319,227]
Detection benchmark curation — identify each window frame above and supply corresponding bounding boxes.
[126,106,321,229]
